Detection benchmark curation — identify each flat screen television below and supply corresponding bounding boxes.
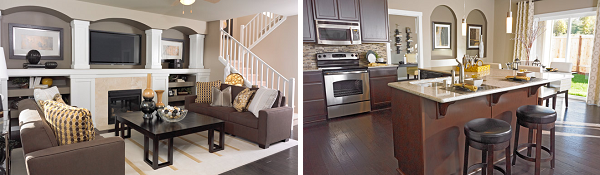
[90,31,141,65]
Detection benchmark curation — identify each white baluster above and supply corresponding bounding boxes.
[283,81,287,95]
[271,71,275,89]
[277,76,280,90]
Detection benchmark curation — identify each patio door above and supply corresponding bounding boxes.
[537,8,597,97]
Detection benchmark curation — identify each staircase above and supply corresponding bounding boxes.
[218,27,295,108]
[239,12,287,49]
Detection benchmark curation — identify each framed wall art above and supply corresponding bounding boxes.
[432,22,451,49]
[8,23,63,60]
[468,25,482,49]
[161,38,184,60]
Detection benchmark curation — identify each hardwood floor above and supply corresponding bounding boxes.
[221,125,298,175]
[303,97,600,175]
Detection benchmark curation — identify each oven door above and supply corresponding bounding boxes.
[316,25,361,45]
[323,70,370,106]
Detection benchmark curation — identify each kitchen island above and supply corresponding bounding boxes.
[388,68,573,175]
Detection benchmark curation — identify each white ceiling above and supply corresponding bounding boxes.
[77,0,298,21]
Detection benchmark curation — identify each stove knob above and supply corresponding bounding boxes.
[317,55,321,58]
[351,54,354,57]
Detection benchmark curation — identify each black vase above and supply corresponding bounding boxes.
[26,50,41,64]
[140,97,156,119]
[45,62,58,69]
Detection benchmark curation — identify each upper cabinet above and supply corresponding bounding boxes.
[313,0,360,21]
[304,0,388,43]
[359,0,389,43]
[304,0,317,42]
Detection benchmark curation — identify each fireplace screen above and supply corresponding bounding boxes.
[108,89,141,125]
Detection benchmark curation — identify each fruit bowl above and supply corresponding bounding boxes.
[158,106,188,122]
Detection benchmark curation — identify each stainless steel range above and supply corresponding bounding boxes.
[317,52,371,119]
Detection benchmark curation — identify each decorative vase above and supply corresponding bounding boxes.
[26,50,41,64]
[41,77,53,87]
[155,90,165,108]
[140,97,156,119]
[45,62,58,69]
[141,74,156,119]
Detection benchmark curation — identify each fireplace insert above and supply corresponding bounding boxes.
[108,89,141,125]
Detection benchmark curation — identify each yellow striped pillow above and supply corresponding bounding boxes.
[195,80,222,103]
[42,100,95,146]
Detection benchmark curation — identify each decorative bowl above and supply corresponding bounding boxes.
[546,67,554,71]
[158,106,188,122]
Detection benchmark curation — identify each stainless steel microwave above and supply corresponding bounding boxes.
[315,20,361,45]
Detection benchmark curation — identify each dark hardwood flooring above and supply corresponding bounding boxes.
[304,97,600,175]
[221,125,298,175]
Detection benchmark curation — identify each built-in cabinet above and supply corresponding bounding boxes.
[304,0,316,42]
[312,0,360,21]
[368,67,397,110]
[359,0,389,43]
[303,71,328,124]
[304,0,388,43]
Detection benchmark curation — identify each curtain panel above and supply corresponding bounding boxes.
[586,0,600,105]
[513,1,534,62]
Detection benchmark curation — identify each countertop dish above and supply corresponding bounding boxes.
[388,69,573,103]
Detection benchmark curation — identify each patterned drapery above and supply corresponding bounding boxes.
[512,1,534,62]
[586,0,600,105]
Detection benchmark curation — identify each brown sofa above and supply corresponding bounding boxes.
[185,84,293,149]
[18,99,125,175]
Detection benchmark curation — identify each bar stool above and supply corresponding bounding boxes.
[512,105,556,175]
[463,118,512,175]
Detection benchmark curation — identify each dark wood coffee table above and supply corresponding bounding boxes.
[114,111,224,169]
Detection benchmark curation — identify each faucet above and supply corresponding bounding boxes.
[455,57,465,84]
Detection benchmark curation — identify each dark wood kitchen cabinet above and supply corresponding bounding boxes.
[369,67,397,110]
[312,0,360,21]
[304,0,316,42]
[359,0,389,43]
[303,71,328,124]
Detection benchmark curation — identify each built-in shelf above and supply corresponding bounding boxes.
[7,86,71,97]
[168,94,195,102]
[168,82,195,88]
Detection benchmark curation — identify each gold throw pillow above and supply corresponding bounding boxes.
[42,100,95,146]
[233,88,256,112]
[195,80,222,103]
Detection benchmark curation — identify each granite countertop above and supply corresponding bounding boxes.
[303,69,322,72]
[419,66,458,75]
[388,69,574,103]
[368,64,398,68]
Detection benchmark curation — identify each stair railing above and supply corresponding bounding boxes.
[219,29,295,108]
[239,12,287,49]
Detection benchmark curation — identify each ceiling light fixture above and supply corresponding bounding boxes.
[180,0,196,5]
[180,0,195,14]
[462,0,467,36]
[507,0,513,33]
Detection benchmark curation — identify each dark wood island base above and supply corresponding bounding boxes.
[391,85,545,175]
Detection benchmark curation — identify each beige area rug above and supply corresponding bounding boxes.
[100,130,298,175]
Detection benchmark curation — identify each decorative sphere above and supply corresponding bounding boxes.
[26,50,42,64]
[41,78,53,86]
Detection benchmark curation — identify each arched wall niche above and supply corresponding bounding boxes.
[89,18,151,69]
[2,6,72,22]
[1,6,73,69]
[466,9,488,57]
[430,5,457,60]
[162,27,192,69]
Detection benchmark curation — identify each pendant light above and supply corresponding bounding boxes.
[462,0,467,36]
[507,0,513,33]
[180,0,195,14]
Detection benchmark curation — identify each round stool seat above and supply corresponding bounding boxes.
[516,105,557,124]
[464,118,512,144]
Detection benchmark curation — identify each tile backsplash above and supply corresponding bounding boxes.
[303,43,388,70]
